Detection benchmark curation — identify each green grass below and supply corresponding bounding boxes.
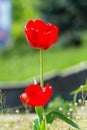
[0,33,87,81]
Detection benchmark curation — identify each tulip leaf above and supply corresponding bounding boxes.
[46,111,81,130]
[40,119,46,130]
[33,119,40,130]
[35,106,43,123]
[46,113,55,123]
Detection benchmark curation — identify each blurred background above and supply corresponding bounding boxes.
[0,0,87,82]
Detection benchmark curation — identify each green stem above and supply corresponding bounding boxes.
[40,50,44,87]
[34,50,48,130]
[40,50,48,130]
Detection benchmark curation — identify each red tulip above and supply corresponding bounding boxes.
[20,84,52,107]
[24,19,59,50]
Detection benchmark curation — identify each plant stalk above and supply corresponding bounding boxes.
[40,50,44,87]
[35,50,48,130]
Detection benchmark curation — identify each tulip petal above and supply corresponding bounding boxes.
[34,20,48,31]
[20,84,52,107]
[25,84,42,96]
[47,23,59,34]
[36,30,48,49]
[24,19,59,50]
[20,93,29,105]
[47,32,58,44]
[24,28,37,47]
[25,20,34,29]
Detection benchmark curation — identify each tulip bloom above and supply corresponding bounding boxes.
[20,84,52,107]
[24,19,59,50]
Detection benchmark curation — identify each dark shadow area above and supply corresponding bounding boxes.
[0,66,87,111]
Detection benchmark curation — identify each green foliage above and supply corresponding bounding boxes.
[12,0,24,21]
[71,81,87,104]
[11,0,41,54]
[46,111,81,129]
[46,96,70,114]
[34,103,81,130]
[34,107,47,130]
[33,119,40,130]
[40,119,46,130]
[35,107,43,123]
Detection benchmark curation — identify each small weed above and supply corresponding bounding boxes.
[0,89,7,114]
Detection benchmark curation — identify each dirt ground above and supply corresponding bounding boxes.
[0,105,87,130]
